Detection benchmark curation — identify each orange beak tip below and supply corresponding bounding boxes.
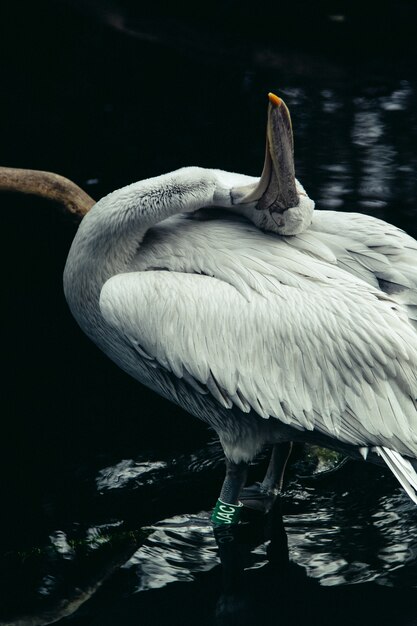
[268,92,282,107]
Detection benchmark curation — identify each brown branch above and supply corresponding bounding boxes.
[0,167,95,217]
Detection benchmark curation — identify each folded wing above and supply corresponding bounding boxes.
[99,255,417,458]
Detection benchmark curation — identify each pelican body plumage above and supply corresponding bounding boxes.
[63,95,417,516]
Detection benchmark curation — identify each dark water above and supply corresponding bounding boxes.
[2,2,417,624]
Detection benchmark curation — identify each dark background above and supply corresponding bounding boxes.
[1,2,417,624]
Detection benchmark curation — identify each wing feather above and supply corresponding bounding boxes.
[307,211,417,329]
[100,259,417,457]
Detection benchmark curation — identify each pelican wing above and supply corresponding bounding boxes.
[302,211,417,329]
[99,245,417,457]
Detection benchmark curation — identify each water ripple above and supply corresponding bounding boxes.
[123,513,218,591]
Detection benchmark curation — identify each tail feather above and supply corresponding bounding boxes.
[375,446,417,505]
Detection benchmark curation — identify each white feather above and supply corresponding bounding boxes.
[375,447,417,505]
[63,166,417,505]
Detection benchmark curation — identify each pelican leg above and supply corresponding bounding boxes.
[211,460,248,526]
[240,442,293,512]
[219,460,249,505]
[261,441,293,493]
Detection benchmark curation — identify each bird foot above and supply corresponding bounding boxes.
[239,482,279,513]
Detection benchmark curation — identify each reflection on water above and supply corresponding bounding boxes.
[124,514,217,591]
[96,459,169,491]
[284,488,417,587]
[2,459,417,625]
[278,79,417,231]
[122,474,417,595]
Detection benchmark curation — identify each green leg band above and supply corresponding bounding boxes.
[211,498,243,525]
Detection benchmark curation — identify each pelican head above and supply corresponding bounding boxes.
[232,93,314,235]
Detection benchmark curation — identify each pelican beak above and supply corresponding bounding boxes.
[233,93,298,212]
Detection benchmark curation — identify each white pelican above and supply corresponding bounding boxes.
[62,93,417,524]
